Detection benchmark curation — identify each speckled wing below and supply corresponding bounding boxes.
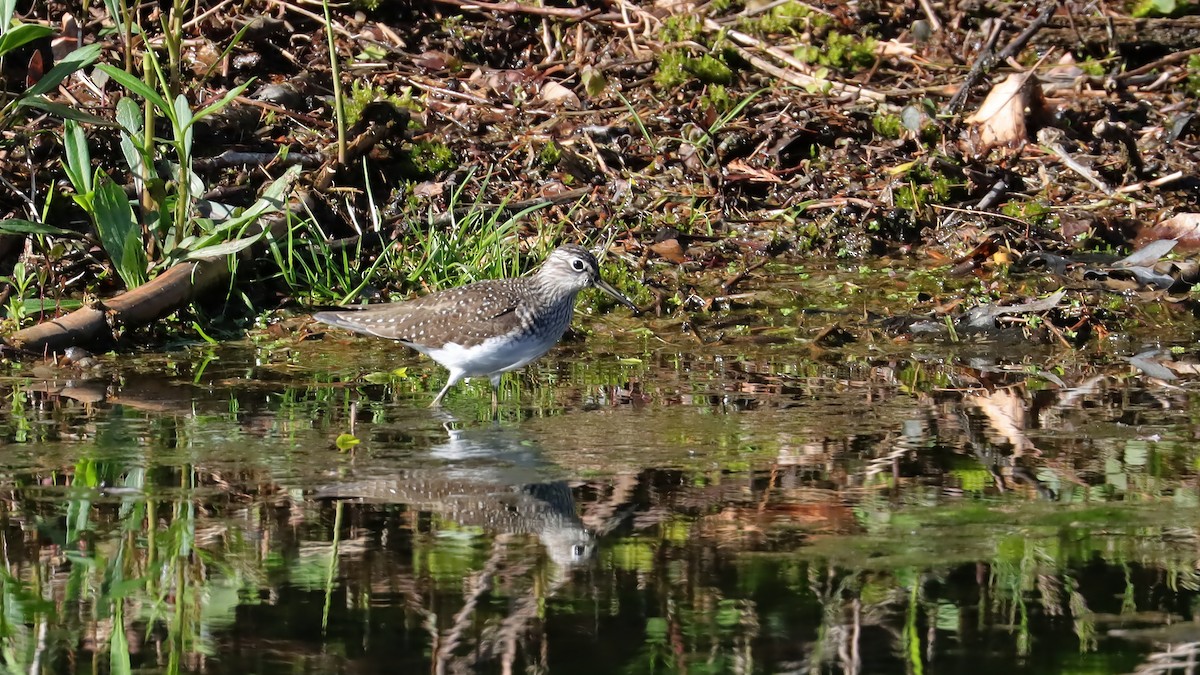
[312,279,526,348]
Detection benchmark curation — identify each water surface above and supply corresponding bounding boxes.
[1,321,1198,674]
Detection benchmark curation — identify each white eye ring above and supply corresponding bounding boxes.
[571,258,586,272]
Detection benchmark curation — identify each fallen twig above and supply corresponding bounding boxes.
[431,0,600,20]
[1036,127,1113,195]
[944,2,1057,114]
[1117,45,1200,82]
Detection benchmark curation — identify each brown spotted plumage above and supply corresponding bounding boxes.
[313,244,636,408]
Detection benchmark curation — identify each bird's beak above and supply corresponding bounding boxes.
[594,279,637,311]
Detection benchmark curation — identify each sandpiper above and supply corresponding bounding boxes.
[313,244,636,409]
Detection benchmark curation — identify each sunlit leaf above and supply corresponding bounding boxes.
[174,93,194,154]
[183,233,262,260]
[192,78,254,123]
[93,173,147,288]
[96,63,171,114]
[116,97,147,192]
[0,23,53,58]
[178,165,300,261]
[62,119,91,194]
[110,603,132,675]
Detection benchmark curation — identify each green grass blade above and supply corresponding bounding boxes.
[0,219,78,237]
[16,98,111,125]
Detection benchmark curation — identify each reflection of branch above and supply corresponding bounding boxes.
[478,572,567,667]
[436,538,507,675]
[582,473,639,534]
[863,432,910,482]
[432,540,571,674]
[839,599,861,673]
[390,576,438,654]
[1134,641,1200,674]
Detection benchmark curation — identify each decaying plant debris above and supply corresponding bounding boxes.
[1,0,1200,353]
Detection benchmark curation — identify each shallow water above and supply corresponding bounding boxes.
[3,327,1200,674]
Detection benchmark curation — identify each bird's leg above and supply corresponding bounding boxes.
[488,374,502,419]
[430,371,464,408]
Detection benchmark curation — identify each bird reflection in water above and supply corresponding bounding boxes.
[316,424,597,572]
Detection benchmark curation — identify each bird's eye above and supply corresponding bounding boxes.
[571,258,586,272]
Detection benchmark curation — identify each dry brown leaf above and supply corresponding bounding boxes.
[964,72,1043,150]
[413,181,445,198]
[1167,362,1200,376]
[539,80,581,108]
[724,159,782,183]
[876,39,915,58]
[1136,213,1200,250]
[649,238,687,264]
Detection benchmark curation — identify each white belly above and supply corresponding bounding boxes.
[415,332,559,377]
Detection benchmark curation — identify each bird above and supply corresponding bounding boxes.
[312,244,636,409]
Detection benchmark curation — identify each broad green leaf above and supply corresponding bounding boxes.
[62,120,91,194]
[115,96,142,138]
[96,63,171,114]
[0,23,52,56]
[116,97,147,189]
[1,0,16,33]
[173,93,194,156]
[0,219,78,237]
[121,229,147,286]
[25,42,102,97]
[580,65,607,98]
[93,173,147,288]
[20,298,83,313]
[187,164,300,249]
[183,232,262,260]
[1132,0,1178,15]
